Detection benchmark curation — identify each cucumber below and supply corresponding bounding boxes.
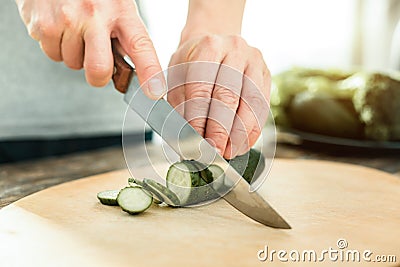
[97,190,120,206]
[183,160,214,184]
[208,164,225,190]
[128,178,163,204]
[117,187,153,215]
[166,161,220,206]
[143,178,180,207]
[228,148,265,184]
[128,177,144,187]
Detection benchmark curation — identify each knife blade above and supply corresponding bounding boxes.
[113,53,291,229]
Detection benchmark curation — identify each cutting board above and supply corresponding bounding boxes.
[1,159,399,267]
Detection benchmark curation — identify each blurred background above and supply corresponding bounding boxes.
[144,0,400,72]
[0,0,399,163]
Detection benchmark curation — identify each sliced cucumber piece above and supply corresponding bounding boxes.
[128,178,163,204]
[117,187,153,215]
[166,161,220,206]
[97,190,120,206]
[166,162,193,205]
[128,177,144,187]
[143,178,180,207]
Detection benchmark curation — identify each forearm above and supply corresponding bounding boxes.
[181,0,246,43]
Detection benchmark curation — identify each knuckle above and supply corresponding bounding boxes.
[60,6,74,28]
[230,35,246,48]
[207,128,229,145]
[140,62,159,77]
[38,22,59,38]
[18,2,31,24]
[81,0,97,17]
[27,23,40,40]
[188,119,205,136]
[251,47,264,58]
[249,125,262,142]
[234,122,249,136]
[129,33,153,53]
[201,34,221,50]
[264,66,271,80]
[213,87,240,109]
[186,83,213,99]
[246,92,266,111]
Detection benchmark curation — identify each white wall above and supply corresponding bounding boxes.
[142,0,361,74]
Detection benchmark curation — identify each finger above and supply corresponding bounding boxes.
[236,123,261,156]
[116,16,164,99]
[224,100,256,159]
[183,39,225,137]
[225,63,269,158]
[184,61,220,137]
[167,54,187,116]
[16,0,33,26]
[204,55,246,156]
[61,29,84,70]
[38,24,63,62]
[83,23,113,87]
[241,69,271,153]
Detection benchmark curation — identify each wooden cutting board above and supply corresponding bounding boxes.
[1,159,399,267]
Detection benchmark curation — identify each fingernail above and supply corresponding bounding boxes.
[149,78,166,98]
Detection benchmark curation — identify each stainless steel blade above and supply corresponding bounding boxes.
[124,76,290,229]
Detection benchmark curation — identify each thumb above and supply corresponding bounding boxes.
[116,16,165,99]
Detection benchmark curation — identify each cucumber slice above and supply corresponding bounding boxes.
[128,177,144,187]
[97,190,120,206]
[143,179,180,207]
[117,187,153,215]
[166,161,220,206]
[128,178,163,204]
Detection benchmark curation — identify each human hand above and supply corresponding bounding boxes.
[168,34,271,159]
[15,0,164,97]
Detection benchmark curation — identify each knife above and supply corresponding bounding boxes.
[112,52,291,229]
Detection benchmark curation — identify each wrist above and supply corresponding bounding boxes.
[180,25,241,45]
[180,0,245,45]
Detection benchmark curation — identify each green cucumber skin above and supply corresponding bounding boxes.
[142,181,165,204]
[229,148,265,184]
[208,164,225,191]
[128,178,145,187]
[166,161,220,206]
[128,178,163,204]
[121,207,143,215]
[143,178,181,207]
[182,160,214,185]
[97,190,120,206]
